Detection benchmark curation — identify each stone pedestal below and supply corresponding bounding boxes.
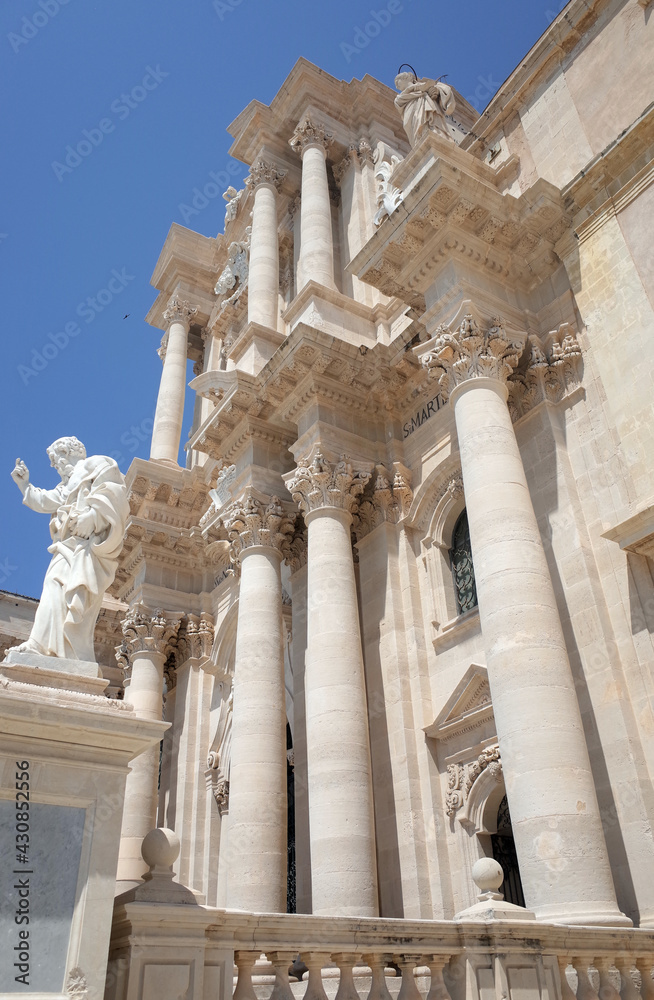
[0,652,165,998]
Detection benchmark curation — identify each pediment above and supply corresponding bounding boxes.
[424,663,493,741]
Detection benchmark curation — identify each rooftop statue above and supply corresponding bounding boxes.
[394,70,456,148]
[9,436,129,663]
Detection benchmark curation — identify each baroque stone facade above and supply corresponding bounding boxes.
[3,4,654,997]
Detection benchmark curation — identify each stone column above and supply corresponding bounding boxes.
[284,453,379,916]
[423,313,627,926]
[246,159,286,329]
[221,491,294,912]
[150,295,197,465]
[116,607,180,884]
[289,118,336,291]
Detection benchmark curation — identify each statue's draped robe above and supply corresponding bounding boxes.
[22,456,129,661]
[394,79,455,148]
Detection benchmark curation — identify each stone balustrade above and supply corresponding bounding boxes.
[107,904,654,1000]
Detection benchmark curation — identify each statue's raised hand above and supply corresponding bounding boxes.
[11,458,29,495]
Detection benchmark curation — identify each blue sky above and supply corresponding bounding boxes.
[0,0,564,599]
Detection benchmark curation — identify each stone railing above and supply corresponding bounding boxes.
[105,833,654,1000]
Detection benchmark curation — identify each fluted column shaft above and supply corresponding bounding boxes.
[285,454,378,916]
[116,608,179,884]
[424,314,626,926]
[247,161,285,329]
[150,296,197,464]
[290,119,335,291]
[222,493,293,912]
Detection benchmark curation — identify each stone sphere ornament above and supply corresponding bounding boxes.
[141,827,180,871]
[472,857,505,894]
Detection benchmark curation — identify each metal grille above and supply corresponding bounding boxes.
[450,509,478,614]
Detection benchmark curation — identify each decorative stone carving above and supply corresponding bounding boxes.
[446,744,502,817]
[221,491,295,561]
[157,331,168,363]
[246,159,287,190]
[223,185,243,226]
[203,463,237,524]
[289,117,333,156]
[214,228,251,310]
[7,437,129,662]
[284,452,371,516]
[66,967,89,998]
[118,606,180,661]
[213,777,230,812]
[373,160,404,226]
[287,520,308,573]
[176,612,215,663]
[333,138,375,186]
[423,314,526,399]
[163,295,198,329]
[207,687,232,814]
[507,325,583,422]
[354,468,413,539]
[394,71,456,148]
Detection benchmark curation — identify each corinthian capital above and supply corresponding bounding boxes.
[221,491,295,561]
[117,606,181,661]
[176,612,215,663]
[289,117,333,156]
[284,452,371,517]
[246,159,287,190]
[354,467,413,540]
[163,295,198,329]
[422,314,526,399]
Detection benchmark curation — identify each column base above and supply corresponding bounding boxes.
[534,901,632,926]
[149,456,180,468]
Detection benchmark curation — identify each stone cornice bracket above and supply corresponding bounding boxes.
[163,295,198,331]
[289,117,334,157]
[176,612,215,664]
[116,606,182,663]
[422,314,527,400]
[246,159,287,190]
[220,490,295,563]
[283,452,371,517]
[354,466,413,540]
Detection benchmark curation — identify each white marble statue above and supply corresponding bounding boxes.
[9,436,129,662]
[394,71,456,148]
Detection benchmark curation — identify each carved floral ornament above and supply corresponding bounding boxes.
[220,491,295,561]
[176,612,215,663]
[246,159,287,191]
[284,452,371,516]
[446,743,501,818]
[116,606,181,664]
[423,314,526,399]
[163,295,198,329]
[354,468,413,540]
[289,117,334,156]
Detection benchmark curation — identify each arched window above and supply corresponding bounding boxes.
[450,508,478,614]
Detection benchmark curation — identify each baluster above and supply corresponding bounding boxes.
[269,951,297,1000]
[615,958,641,1000]
[395,955,423,1000]
[234,951,259,1000]
[573,957,601,1000]
[333,953,361,1000]
[557,957,578,1000]
[635,959,654,1000]
[425,956,453,1000]
[303,952,330,1000]
[363,954,393,1000]
[596,959,621,1000]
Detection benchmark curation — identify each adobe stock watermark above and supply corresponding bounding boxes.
[465,72,501,112]
[340,0,408,64]
[51,65,169,182]
[177,160,245,227]
[17,267,134,385]
[8,0,73,55]
[108,414,155,469]
[212,0,246,20]
[0,558,18,588]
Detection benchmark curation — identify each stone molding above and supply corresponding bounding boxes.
[116,606,181,665]
[507,325,583,422]
[446,743,501,818]
[246,159,287,190]
[176,612,215,664]
[289,117,333,156]
[66,966,89,998]
[284,452,371,517]
[354,467,413,540]
[163,295,198,330]
[423,314,526,399]
[221,490,295,561]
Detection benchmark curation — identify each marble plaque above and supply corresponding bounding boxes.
[0,799,86,994]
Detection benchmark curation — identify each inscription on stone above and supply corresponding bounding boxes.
[403,392,445,438]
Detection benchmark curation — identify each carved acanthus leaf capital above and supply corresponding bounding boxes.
[284,452,371,517]
[423,315,526,399]
[221,491,295,561]
[164,295,198,330]
[289,117,333,156]
[118,606,181,661]
[354,467,413,540]
[246,159,287,191]
[176,612,215,664]
[507,324,583,422]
